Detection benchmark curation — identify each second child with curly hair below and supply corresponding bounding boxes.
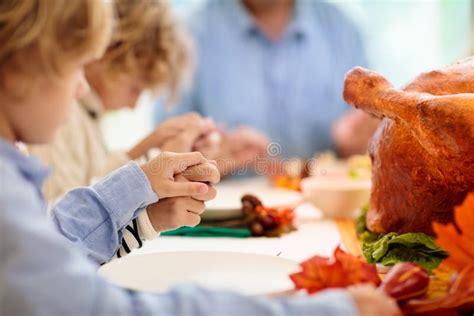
[29,0,221,257]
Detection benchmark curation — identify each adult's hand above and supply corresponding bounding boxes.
[214,126,270,176]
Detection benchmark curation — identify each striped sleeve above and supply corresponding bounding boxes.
[115,210,159,258]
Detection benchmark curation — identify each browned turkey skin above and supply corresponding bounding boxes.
[343,58,474,235]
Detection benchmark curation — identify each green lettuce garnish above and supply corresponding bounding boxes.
[356,207,447,272]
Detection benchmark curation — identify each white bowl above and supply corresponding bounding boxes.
[301,176,371,218]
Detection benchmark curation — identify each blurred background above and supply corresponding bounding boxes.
[102,0,473,151]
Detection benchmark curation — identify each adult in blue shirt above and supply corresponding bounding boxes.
[155,0,380,171]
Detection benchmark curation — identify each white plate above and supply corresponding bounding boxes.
[204,177,302,220]
[99,251,299,296]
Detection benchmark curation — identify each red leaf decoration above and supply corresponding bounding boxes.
[290,246,381,294]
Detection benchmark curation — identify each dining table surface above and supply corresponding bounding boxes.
[130,175,352,263]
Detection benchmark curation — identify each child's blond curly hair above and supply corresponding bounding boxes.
[101,0,193,103]
[0,0,112,78]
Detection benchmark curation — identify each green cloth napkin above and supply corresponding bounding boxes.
[161,226,252,238]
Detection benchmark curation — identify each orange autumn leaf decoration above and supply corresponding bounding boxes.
[432,192,474,271]
[404,192,474,314]
[290,246,381,294]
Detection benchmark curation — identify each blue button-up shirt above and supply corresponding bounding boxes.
[0,139,356,315]
[155,0,368,158]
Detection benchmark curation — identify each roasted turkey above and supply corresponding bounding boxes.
[343,58,474,235]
